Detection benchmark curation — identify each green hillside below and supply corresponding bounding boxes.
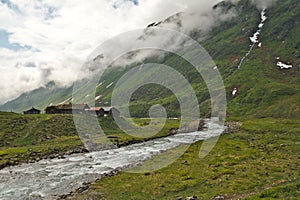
[1,0,299,119]
[223,0,300,118]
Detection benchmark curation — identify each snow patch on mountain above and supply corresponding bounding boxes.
[260,9,267,22]
[237,9,267,69]
[277,61,293,69]
[95,95,102,101]
[250,31,260,43]
[232,88,238,97]
[58,97,73,105]
[96,82,104,88]
[106,82,114,89]
[249,9,267,44]
[258,42,262,48]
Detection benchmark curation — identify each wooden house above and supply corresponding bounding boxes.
[85,107,105,117]
[24,107,41,114]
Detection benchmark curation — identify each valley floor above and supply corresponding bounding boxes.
[69,118,299,200]
[0,112,299,199]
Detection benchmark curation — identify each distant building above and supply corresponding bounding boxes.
[103,107,120,117]
[45,103,89,114]
[85,107,120,117]
[24,107,41,114]
[85,107,105,117]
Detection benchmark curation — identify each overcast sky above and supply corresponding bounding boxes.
[0,0,274,104]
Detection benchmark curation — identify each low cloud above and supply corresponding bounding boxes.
[251,0,277,10]
[105,0,239,69]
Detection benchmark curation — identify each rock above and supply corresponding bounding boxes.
[222,122,242,134]
[59,155,66,159]
[213,195,225,199]
[181,160,188,165]
[198,120,206,131]
[186,196,198,200]
[169,128,178,135]
[30,152,36,156]
[107,136,119,139]
[29,192,43,198]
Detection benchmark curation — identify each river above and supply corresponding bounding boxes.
[0,120,223,200]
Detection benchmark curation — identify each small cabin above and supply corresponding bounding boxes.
[85,107,105,117]
[24,107,41,115]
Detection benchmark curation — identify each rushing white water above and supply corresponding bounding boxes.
[0,121,223,200]
[237,9,267,69]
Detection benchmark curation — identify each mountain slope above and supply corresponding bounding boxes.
[1,0,299,119]
[0,82,73,113]
[224,0,300,118]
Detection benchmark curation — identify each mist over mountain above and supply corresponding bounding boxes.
[0,0,231,104]
[0,0,278,104]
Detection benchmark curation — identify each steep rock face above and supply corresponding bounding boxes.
[1,0,299,118]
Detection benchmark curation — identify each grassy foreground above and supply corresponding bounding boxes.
[71,118,300,200]
[0,112,82,168]
[0,112,179,168]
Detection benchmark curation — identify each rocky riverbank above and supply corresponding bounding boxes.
[0,146,88,170]
[0,120,241,171]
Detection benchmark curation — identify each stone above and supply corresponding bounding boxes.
[186,196,198,200]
